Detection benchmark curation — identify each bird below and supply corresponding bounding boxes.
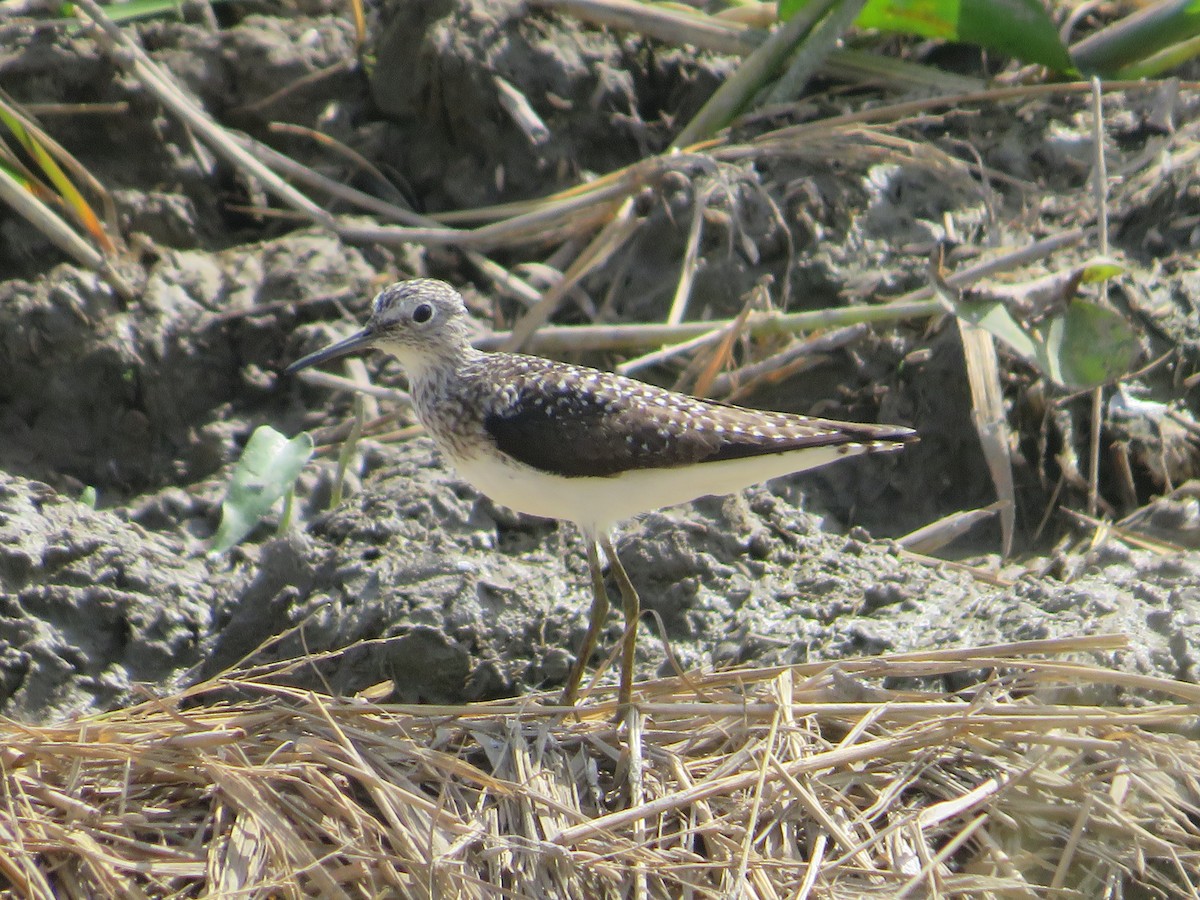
[286,278,918,711]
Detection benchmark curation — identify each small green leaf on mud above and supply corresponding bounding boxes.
[210,426,314,554]
[1043,300,1141,389]
[932,256,1139,389]
[80,486,97,509]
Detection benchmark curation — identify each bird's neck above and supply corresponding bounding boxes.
[384,341,483,383]
[401,345,492,455]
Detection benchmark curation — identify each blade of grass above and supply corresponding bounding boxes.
[616,318,743,376]
[0,88,120,231]
[530,0,766,56]
[687,299,755,396]
[1088,76,1109,517]
[956,317,1016,557]
[0,95,117,253]
[347,0,366,52]
[1071,0,1200,75]
[0,164,106,271]
[665,186,705,326]
[331,394,365,510]
[482,296,942,354]
[897,502,1006,555]
[765,0,870,105]
[90,0,185,22]
[673,0,837,147]
[1115,33,1200,78]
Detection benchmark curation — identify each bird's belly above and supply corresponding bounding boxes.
[451,453,597,525]
[448,443,865,536]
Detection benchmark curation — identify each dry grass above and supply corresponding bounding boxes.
[2,635,1199,898]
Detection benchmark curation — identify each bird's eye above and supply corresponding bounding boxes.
[412,303,434,324]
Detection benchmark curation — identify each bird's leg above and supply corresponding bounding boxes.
[601,536,641,713]
[562,537,609,707]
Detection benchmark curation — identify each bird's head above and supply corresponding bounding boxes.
[286,279,474,376]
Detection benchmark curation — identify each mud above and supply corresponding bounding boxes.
[2,0,1200,723]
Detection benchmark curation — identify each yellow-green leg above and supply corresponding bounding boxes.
[601,536,641,713]
[562,538,609,707]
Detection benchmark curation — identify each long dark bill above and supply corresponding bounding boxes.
[285,328,376,375]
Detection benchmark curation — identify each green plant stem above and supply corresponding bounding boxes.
[332,395,364,509]
[277,488,295,536]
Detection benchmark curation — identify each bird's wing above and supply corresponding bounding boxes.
[480,357,914,478]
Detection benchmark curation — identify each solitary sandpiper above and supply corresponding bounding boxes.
[287,279,917,710]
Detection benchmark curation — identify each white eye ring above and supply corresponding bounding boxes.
[412,303,434,324]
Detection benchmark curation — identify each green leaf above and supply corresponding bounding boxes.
[1078,257,1125,284]
[856,0,958,38]
[949,296,1040,362]
[1045,300,1141,389]
[210,426,314,554]
[959,0,1073,72]
[100,0,185,23]
[942,294,1138,388]
[933,261,1139,389]
[781,0,1073,72]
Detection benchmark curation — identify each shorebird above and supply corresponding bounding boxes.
[287,279,917,710]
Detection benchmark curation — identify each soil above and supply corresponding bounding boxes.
[3,0,1200,724]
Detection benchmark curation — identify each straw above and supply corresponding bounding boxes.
[2,635,1198,897]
